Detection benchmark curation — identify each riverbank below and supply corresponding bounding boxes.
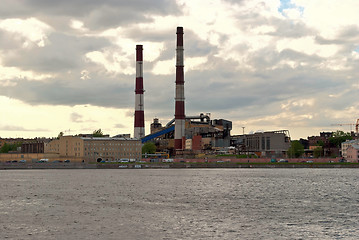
[1,162,359,169]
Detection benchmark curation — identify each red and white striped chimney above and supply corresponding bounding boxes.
[174,27,185,150]
[134,45,145,139]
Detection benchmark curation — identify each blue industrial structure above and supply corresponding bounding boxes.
[141,125,175,143]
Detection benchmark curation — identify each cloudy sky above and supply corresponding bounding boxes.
[0,0,358,140]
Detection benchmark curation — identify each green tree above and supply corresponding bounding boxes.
[313,146,323,158]
[0,143,10,153]
[329,131,352,148]
[316,140,324,147]
[0,142,21,153]
[57,131,64,139]
[142,142,156,154]
[287,140,304,158]
[92,129,104,137]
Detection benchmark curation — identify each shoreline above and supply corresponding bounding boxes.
[1,162,359,170]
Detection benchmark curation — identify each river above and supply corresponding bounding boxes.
[1,169,358,239]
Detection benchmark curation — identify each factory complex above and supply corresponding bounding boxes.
[1,27,359,164]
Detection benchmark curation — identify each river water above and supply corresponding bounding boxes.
[1,169,358,239]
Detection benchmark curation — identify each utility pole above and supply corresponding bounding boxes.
[242,126,247,157]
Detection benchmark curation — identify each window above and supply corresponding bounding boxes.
[266,137,270,150]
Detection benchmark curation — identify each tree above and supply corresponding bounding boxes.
[142,142,156,154]
[313,146,323,158]
[0,142,21,153]
[329,131,352,148]
[316,140,324,147]
[287,140,304,158]
[93,129,104,137]
[57,131,64,139]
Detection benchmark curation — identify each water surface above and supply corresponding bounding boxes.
[1,169,358,239]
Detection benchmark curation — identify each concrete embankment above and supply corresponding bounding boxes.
[1,162,359,170]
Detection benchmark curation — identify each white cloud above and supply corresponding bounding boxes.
[70,19,88,32]
[276,37,338,57]
[293,0,359,39]
[152,59,174,75]
[85,50,133,75]
[0,17,52,47]
[0,60,53,83]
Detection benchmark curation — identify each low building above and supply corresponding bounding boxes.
[308,132,341,157]
[231,130,290,157]
[346,145,359,162]
[342,139,359,159]
[46,136,142,162]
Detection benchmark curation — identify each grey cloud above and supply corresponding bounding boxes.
[2,32,111,72]
[1,0,181,30]
[1,0,359,139]
[0,125,48,132]
[71,112,83,122]
[261,17,316,39]
[185,30,218,58]
[114,123,126,128]
[0,30,24,50]
[0,73,134,108]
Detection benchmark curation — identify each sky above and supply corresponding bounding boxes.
[0,0,358,140]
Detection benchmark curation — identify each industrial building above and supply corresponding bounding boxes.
[145,114,232,155]
[133,27,236,156]
[46,136,141,162]
[231,130,291,158]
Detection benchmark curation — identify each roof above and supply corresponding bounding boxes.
[81,137,139,141]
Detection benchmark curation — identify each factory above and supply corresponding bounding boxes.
[144,115,232,156]
[0,26,290,163]
[135,27,234,156]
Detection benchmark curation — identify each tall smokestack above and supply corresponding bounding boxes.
[174,27,185,150]
[134,45,145,139]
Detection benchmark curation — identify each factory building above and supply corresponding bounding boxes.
[231,130,290,157]
[46,136,141,162]
[148,114,232,155]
